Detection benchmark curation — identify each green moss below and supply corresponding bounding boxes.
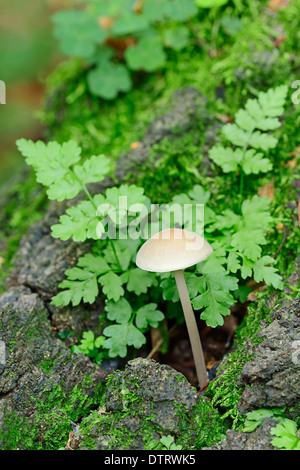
[1,0,300,451]
[39,1,300,162]
[177,397,228,449]
[77,365,228,450]
[78,394,227,451]
[208,296,273,429]
[0,377,105,450]
[129,126,208,204]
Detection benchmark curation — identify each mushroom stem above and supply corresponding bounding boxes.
[174,269,208,389]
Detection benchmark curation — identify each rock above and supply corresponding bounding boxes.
[237,297,300,413]
[205,418,278,450]
[105,357,198,433]
[6,203,88,298]
[236,255,300,413]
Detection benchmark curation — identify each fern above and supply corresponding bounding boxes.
[160,184,283,328]
[209,85,288,193]
[17,139,161,359]
[16,139,110,201]
[17,84,286,360]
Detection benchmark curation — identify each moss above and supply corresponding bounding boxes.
[0,168,48,293]
[0,411,41,450]
[39,0,300,162]
[176,397,228,449]
[78,409,159,450]
[77,363,227,450]
[129,126,208,204]
[78,394,227,451]
[38,358,57,374]
[0,377,105,450]
[207,296,273,429]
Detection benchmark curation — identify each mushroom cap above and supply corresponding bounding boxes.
[136,228,213,273]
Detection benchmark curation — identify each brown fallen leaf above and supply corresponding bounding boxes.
[105,37,137,58]
[206,359,220,371]
[247,283,268,302]
[215,113,233,123]
[258,179,275,200]
[130,141,140,150]
[276,222,284,231]
[65,431,80,451]
[98,16,115,30]
[274,35,285,47]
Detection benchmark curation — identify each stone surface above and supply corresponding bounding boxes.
[0,84,299,449]
[74,358,215,450]
[0,286,108,449]
[0,286,106,411]
[105,357,198,433]
[206,418,278,450]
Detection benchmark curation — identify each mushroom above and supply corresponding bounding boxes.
[136,228,213,389]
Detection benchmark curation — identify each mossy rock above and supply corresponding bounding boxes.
[0,286,107,450]
[75,358,227,450]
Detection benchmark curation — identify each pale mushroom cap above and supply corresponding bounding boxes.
[136,228,213,273]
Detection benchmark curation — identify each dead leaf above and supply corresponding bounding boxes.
[98,16,115,30]
[65,431,80,450]
[286,159,297,169]
[276,222,284,231]
[130,142,140,150]
[133,0,145,13]
[274,35,285,47]
[206,359,220,371]
[258,179,275,200]
[105,37,137,58]
[247,284,268,302]
[215,113,233,123]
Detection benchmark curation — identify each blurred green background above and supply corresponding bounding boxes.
[0,0,67,184]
